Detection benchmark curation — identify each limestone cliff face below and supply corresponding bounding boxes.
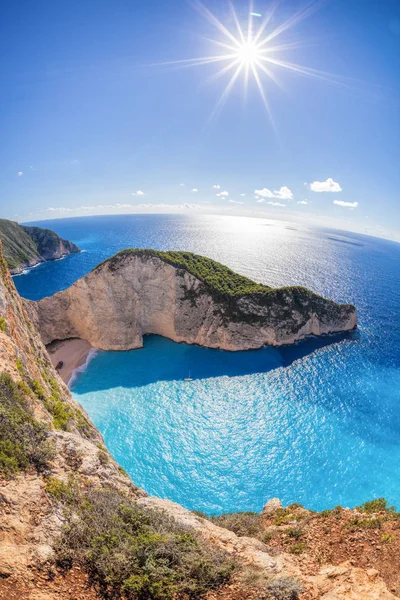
[29,250,357,351]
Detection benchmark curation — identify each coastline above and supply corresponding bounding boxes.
[47,338,93,385]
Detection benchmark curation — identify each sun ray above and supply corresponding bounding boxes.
[255,60,285,92]
[247,0,254,42]
[189,0,241,48]
[229,1,246,45]
[250,62,279,137]
[207,58,242,85]
[252,0,280,45]
[208,62,244,123]
[259,55,357,89]
[257,0,325,48]
[150,54,237,69]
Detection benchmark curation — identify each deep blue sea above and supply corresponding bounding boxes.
[14,214,400,514]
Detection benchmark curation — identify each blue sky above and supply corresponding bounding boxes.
[0,0,399,240]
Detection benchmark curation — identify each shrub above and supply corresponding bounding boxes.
[51,400,72,430]
[289,542,307,555]
[0,373,54,478]
[0,317,7,333]
[286,527,303,540]
[357,498,396,514]
[381,533,395,543]
[263,576,303,600]
[31,379,46,400]
[210,512,262,538]
[97,450,109,465]
[273,508,297,526]
[45,476,78,505]
[16,358,24,377]
[56,487,234,600]
[347,517,383,530]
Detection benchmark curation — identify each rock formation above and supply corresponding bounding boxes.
[28,249,357,351]
[0,218,80,274]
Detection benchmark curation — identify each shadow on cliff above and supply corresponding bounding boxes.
[70,332,359,392]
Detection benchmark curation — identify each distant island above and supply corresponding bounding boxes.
[0,218,80,274]
[28,248,357,352]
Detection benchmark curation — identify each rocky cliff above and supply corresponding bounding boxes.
[0,218,80,274]
[0,241,397,600]
[28,249,357,351]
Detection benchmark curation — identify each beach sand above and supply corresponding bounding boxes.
[47,338,93,385]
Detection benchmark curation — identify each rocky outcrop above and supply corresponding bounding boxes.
[0,218,80,274]
[28,249,357,351]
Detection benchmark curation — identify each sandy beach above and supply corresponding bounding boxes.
[47,338,93,385]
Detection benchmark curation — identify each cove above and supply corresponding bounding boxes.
[71,332,400,515]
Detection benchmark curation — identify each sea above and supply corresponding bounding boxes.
[13,214,400,515]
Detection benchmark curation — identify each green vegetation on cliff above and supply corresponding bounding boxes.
[0,373,55,478]
[94,250,356,327]
[96,248,273,296]
[0,218,79,272]
[52,483,233,600]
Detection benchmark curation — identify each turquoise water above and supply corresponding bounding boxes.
[14,215,400,514]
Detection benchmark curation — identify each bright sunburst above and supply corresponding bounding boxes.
[156,0,358,126]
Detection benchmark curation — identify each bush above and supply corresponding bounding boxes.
[357,498,396,514]
[289,542,307,555]
[0,373,55,477]
[263,576,303,600]
[31,379,46,400]
[0,317,7,333]
[56,487,234,599]
[45,476,78,505]
[210,512,262,538]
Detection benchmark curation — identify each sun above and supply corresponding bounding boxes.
[156,1,351,126]
[234,41,262,66]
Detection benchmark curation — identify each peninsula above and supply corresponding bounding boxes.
[0,218,80,274]
[28,248,357,353]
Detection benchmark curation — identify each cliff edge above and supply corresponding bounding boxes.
[28,249,357,351]
[0,218,80,274]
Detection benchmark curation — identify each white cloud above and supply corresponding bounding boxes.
[309,178,342,192]
[132,190,144,196]
[333,200,358,208]
[17,171,23,176]
[297,200,308,205]
[256,199,264,203]
[48,207,73,212]
[240,193,247,197]
[255,186,293,200]
[179,183,185,187]
[229,199,244,204]
[216,190,229,197]
[213,184,221,189]
[266,201,286,207]
[192,188,198,192]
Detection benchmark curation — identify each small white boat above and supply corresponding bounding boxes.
[184,371,193,381]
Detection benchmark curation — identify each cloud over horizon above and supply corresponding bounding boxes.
[255,186,293,200]
[308,178,342,192]
[333,200,358,208]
